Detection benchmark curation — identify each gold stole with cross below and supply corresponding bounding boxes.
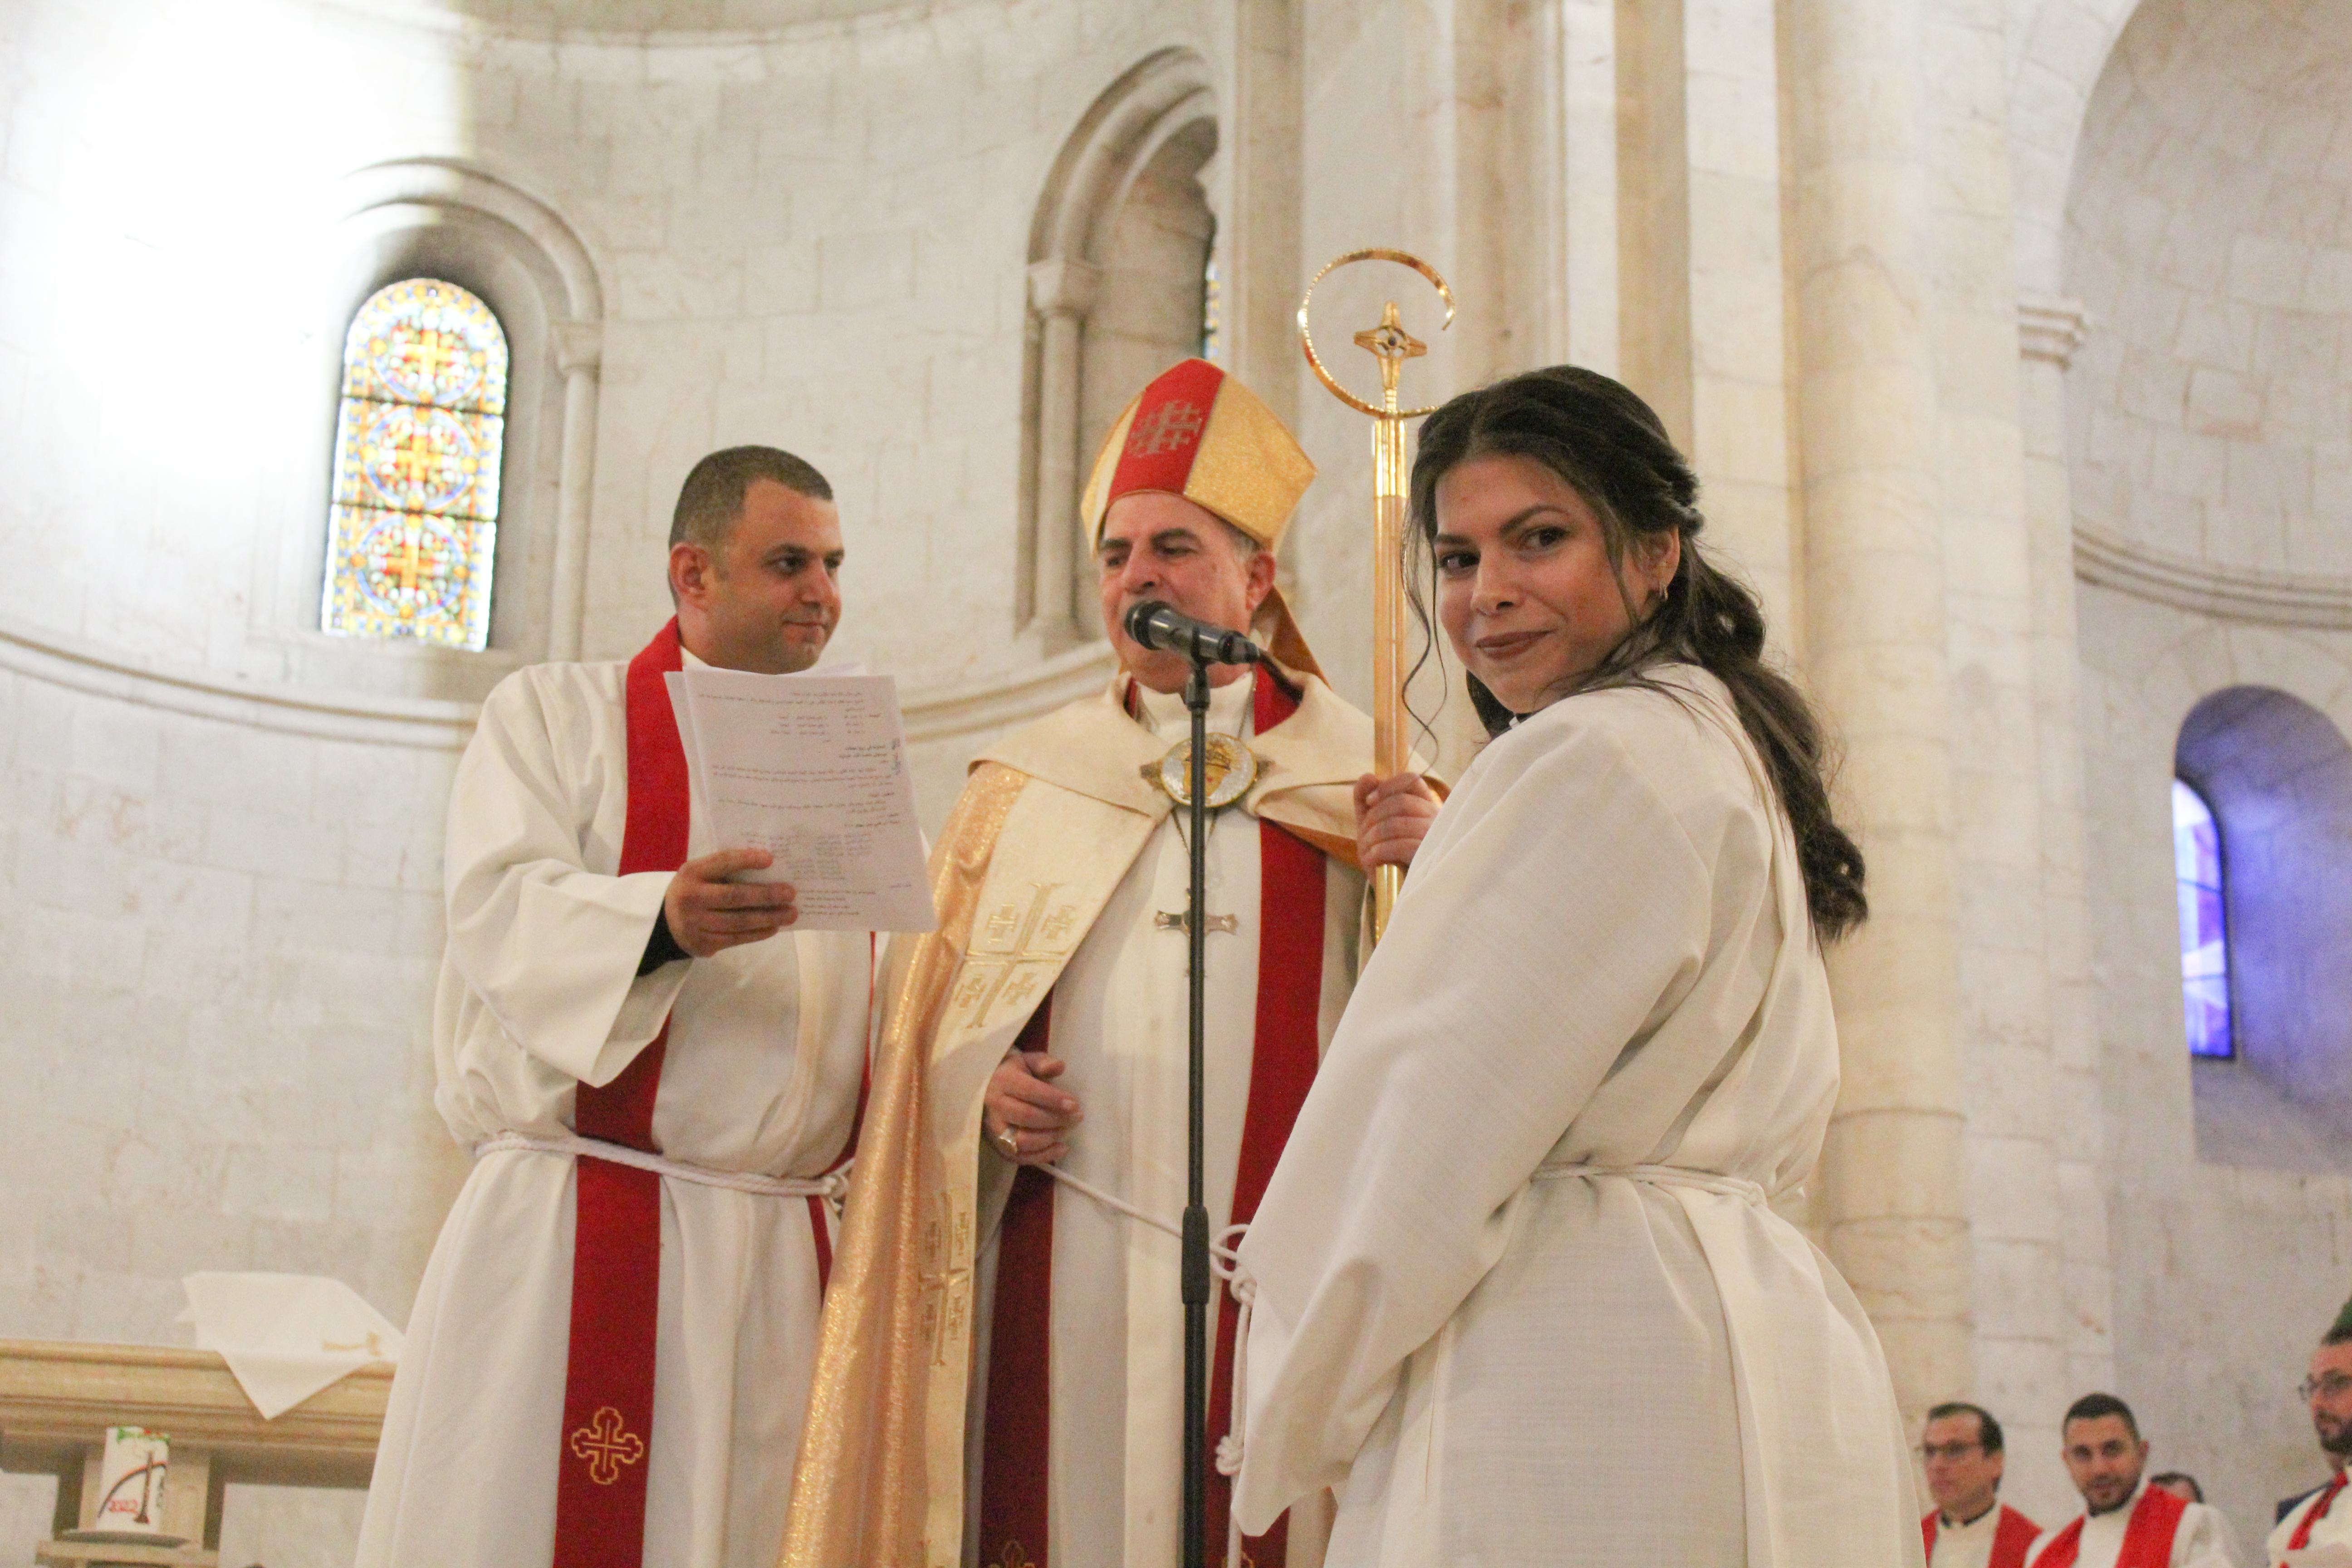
[781,664,1377,1568]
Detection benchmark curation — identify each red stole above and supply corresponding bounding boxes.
[975,664,1330,1568]
[1925,1505,2042,1568]
[2031,1485,2189,1568]
[552,621,690,1568]
[2283,1472,2347,1560]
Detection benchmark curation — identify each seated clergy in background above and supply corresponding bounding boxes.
[2267,1295,2352,1562]
[781,358,1433,1568]
[357,448,878,1568]
[1925,1402,2044,1568]
[2029,1393,2239,1568]
[1229,367,1918,1566]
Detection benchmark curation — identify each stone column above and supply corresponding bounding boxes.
[547,318,603,662]
[2017,293,2117,1399]
[1223,0,1303,419]
[1026,257,1100,650]
[1785,0,1970,1427]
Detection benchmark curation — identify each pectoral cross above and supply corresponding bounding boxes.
[1154,910,1238,936]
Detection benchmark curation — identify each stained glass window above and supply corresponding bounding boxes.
[1199,255,1222,363]
[321,279,508,651]
[2173,778,2234,1058]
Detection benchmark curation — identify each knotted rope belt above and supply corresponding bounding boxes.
[475,1131,849,1210]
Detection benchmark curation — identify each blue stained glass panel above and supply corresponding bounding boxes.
[322,279,508,651]
[2172,779,2233,1058]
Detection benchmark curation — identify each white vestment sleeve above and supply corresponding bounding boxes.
[445,671,690,1088]
[2180,1504,2243,1568]
[1232,713,1715,1529]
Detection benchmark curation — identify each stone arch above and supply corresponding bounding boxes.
[2009,0,2152,293]
[266,158,605,692]
[1017,49,1218,648]
[2175,687,2352,1170]
[2061,0,2352,599]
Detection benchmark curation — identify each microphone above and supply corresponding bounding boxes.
[1123,600,1263,666]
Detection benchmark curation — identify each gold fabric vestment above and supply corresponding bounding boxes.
[779,654,1377,1568]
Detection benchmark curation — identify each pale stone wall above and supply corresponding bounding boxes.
[2063,0,2352,1546]
[2074,591,2352,1547]
[1931,0,2079,1523]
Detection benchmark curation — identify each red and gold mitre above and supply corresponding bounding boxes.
[1080,358,1317,550]
[1079,358,1327,678]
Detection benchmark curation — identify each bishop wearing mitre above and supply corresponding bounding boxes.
[359,448,877,1568]
[781,359,1434,1568]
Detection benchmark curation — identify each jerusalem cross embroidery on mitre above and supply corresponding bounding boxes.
[1127,399,1205,457]
[568,1405,646,1485]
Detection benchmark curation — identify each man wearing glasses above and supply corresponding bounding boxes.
[1922,1402,2043,1568]
[2268,1297,2352,1563]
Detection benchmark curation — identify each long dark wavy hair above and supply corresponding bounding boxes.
[1407,365,1867,941]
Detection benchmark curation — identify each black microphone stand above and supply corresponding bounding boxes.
[1180,646,1213,1568]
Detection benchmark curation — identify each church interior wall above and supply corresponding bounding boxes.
[2177,684,2352,1169]
[2075,591,2352,1550]
[2,0,2347,1558]
[2063,0,2352,1543]
[1933,0,2078,1524]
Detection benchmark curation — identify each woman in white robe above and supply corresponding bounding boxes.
[1231,367,1921,1567]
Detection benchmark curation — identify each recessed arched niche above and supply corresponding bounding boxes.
[1017,49,1219,652]
[2177,686,2352,1171]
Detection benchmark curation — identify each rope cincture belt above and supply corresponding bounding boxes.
[1530,1161,1768,1206]
[475,1131,850,1210]
[1036,1163,1260,1567]
[1098,1158,1769,1562]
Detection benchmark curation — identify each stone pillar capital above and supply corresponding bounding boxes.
[1027,256,1102,318]
[552,319,603,377]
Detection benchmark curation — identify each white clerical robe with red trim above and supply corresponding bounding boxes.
[1233,667,1920,1568]
[357,656,873,1568]
[2030,1482,2240,1568]
[963,676,1360,1568]
[2270,1471,2350,1567]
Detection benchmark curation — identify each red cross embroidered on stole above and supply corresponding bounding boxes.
[2030,1485,2188,1568]
[553,619,690,1568]
[975,663,1327,1568]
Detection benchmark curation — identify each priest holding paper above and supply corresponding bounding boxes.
[783,359,1432,1568]
[358,447,882,1568]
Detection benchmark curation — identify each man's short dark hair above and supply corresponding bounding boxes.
[670,446,833,551]
[2324,1294,2352,1347]
[2149,1472,2204,1503]
[2064,1392,2141,1441]
[1927,1401,2004,1455]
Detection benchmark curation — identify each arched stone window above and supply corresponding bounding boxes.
[323,279,510,650]
[262,159,603,696]
[2177,686,2352,1167]
[1019,49,1218,650]
[2170,777,2231,1058]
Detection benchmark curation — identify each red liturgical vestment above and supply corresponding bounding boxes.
[358,622,872,1568]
